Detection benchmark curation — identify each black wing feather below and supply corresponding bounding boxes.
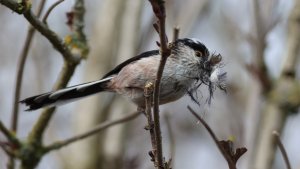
[102,50,159,78]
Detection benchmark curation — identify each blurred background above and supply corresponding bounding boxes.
[0,0,300,169]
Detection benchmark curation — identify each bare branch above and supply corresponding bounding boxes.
[0,0,26,14]
[0,121,18,145]
[187,106,221,150]
[28,0,88,145]
[22,10,77,62]
[172,26,180,42]
[11,0,47,133]
[148,0,171,168]
[8,16,43,169]
[44,111,141,152]
[0,143,15,158]
[144,82,157,165]
[188,106,247,169]
[0,0,77,62]
[42,0,65,24]
[273,131,292,169]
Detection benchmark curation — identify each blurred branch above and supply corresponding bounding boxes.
[188,106,247,169]
[0,121,20,147]
[11,0,46,134]
[28,0,88,145]
[0,142,15,158]
[250,0,282,91]
[253,0,300,169]
[273,131,292,169]
[148,0,171,168]
[0,0,26,14]
[42,0,65,24]
[44,111,141,152]
[281,0,300,77]
[0,0,89,168]
[172,26,179,42]
[10,1,47,168]
[0,0,77,62]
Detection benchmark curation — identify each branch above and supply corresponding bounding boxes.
[0,0,26,14]
[28,0,88,145]
[251,0,271,91]
[0,142,15,158]
[44,111,140,152]
[0,121,19,147]
[273,131,292,169]
[11,0,47,133]
[0,0,77,62]
[9,1,47,167]
[23,10,76,62]
[172,26,180,42]
[148,0,171,168]
[188,106,247,169]
[42,0,65,24]
[144,82,157,165]
[281,0,300,77]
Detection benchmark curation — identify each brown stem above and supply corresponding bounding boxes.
[0,0,26,14]
[273,131,292,169]
[172,26,180,42]
[11,0,46,133]
[148,0,171,168]
[144,82,157,165]
[28,0,88,146]
[0,0,75,62]
[188,106,241,169]
[44,111,140,152]
[187,107,226,156]
[42,0,65,24]
[0,121,19,147]
[9,1,47,168]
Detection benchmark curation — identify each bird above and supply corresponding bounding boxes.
[20,38,226,111]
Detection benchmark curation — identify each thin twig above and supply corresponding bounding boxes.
[0,0,76,62]
[0,121,19,169]
[273,131,292,169]
[42,0,65,24]
[148,0,171,168]
[0,121,19,145]
[0,143,15,158]
[11,0,46,133]
[144,82,157,164]
[44,111,140,152]
[9,2,47,168]
[28,0,88,145]
[172,26,180,42]
[187,106,225,155]
[22,10,76,62]
[188,106,247,169]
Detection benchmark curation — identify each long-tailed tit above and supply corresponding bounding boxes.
[21,38,226,111]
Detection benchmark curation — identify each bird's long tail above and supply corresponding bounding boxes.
[20,77,113,111]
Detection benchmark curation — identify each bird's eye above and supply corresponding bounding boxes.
[195,51,203,57]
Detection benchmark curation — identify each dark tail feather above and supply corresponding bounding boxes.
[20,77,112,111]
